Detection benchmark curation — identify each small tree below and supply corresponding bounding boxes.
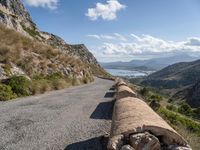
[178,102,192,116]
[0,84,16,101]
[140,87,149,96]
[166,105,177,112]
[8,76,31,96]
[150,94,163,102]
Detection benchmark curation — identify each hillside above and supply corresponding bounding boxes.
[172,81,200,108]
[0,0,106,68]
[141,59,200,89]
[0,0,108,100]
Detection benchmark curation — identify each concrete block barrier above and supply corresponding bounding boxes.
[108,80,191,150]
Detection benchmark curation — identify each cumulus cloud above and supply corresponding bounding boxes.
[185,37,200,46]
[100,34,200,57]
[87,33,127,41]
[86,0,126,21]
[24,0,59,10]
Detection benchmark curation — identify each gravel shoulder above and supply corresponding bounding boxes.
[0,78,115,150]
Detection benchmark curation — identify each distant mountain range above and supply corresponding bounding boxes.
[101,54,198,71]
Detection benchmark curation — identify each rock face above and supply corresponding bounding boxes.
[0,0,36,35]
[0,0,98,65]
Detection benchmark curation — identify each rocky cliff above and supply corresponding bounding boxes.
[0,0,107,81]
[0,0,98,65]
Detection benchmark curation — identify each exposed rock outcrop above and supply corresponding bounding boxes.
[0,0,99,65]
[0,0,106,81]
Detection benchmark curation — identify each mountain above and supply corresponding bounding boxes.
[171,81,200,108]
[0,0,110,101]
[141,59,200,89]
[0,0,99,65]
[0,0,107,81]
[101,54,198,71]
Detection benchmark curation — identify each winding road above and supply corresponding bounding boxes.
[0,78,115,150]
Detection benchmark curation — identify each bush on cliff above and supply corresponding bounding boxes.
[8,76,31,96]
[0,83,16,101]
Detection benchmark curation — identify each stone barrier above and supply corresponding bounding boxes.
[107,79,191,150]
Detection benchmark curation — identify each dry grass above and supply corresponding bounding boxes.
[0,24,111,100]
[158,107,200,150]
[0,24,87,77]
[0,24,97,99]
[175,127,200,150]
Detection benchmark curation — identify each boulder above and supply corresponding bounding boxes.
[130,132,160,150]
[107,135,124,150]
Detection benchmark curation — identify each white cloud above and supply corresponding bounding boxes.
[100,35,117,40]
[100,34,200,57]
[185,37,200,46]
[86,0,126,21]
[24,0,59,10]
[87,34,101,39]
[114,33,127,41]
[87,33,127,41]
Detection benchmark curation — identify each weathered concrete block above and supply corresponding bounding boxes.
[130,132,160,150]
[107,135,124,150]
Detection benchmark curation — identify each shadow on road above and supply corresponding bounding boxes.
[109,87,115,91]
[64,136,108,150]
[90,100,114,120]
[104,92,115,98]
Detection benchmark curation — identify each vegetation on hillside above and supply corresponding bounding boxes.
[0,24,107,101]
[141,60,200,89]
[129,82,200,150]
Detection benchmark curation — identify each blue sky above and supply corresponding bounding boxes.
[24,0,200,62]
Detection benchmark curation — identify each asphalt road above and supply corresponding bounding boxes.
[0,78,115,150]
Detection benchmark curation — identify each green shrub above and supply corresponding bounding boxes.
[178,102,193,116]
[2,64,12,76]
[158,107,200,135]
[46,72,63,81]
[149,94,163,102]
[8,76,31,96]
[140,87,149,96]
[166,105,178,112]
[193,108,200,118]
[0,83,16,101]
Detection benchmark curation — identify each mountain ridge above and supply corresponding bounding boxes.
[101,54,198,71]
[0,0,109,100]
[141,59,200,107]
[0,0,98,65]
